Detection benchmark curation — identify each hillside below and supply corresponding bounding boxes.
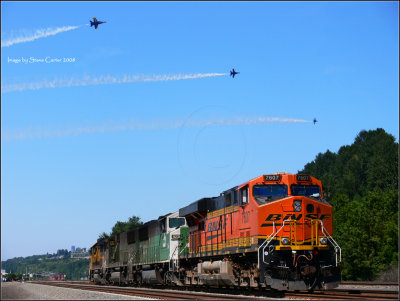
[1,250,90,280]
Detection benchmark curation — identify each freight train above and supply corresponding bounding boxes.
[89,173,341,291]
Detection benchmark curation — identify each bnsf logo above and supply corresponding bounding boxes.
[207,221,226,232]
[264,213,331,221]
[261,214,331,227]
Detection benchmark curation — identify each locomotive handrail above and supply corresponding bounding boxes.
[318,219,342,266]
[169,245,180,272]
[258,221,274,268]
[258,219,342,268]
[112,242,119,261]
[180,243,189,255]
[258,220,289,268]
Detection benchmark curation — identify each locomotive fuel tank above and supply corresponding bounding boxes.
[197,260,236,286]
[110,272,122,283]
[142,270,164,284]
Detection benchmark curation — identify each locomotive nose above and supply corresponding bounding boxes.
[291,196,323,216]
[274,196,331,247]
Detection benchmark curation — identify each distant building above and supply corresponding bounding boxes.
[71,245,76,252]
[70,246,90,259]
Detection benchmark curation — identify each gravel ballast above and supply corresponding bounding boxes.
[337,283,399,291]
[1,282,155,300]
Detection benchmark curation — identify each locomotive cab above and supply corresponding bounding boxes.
[253,173,341,290]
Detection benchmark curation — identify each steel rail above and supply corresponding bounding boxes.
[30,281,258,300]
[30,280,399,300]
[340,281,399,286]
[285,290,399,300]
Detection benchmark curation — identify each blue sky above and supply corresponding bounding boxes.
[1,1,398,260]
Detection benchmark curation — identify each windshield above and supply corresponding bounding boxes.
[291,185,321,197]
[252,184,288,204]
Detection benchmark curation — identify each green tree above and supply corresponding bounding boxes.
[125,216,143,230]
[110,215,143,237]
[98,232,110,240]
[98,215,143,238]
[299,128,398,281]
[110,221,127,237]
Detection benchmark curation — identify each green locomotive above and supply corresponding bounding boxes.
[89,211,188,285]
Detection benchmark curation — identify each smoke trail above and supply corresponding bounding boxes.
[1,25,83,48]
[2,117,311,141]
[1,73,228,93]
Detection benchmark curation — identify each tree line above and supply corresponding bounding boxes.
[1,251,90,280]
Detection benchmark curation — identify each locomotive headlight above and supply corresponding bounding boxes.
[320,237,328,245]
[293,200,302,212]
[281,237,290,245]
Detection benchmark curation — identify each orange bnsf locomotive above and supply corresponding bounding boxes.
[89,173,341,291]
[178,173,341,290]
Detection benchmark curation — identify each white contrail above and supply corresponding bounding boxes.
[2,117,311,141]
[1,25,83,48]
[1,73,228,93]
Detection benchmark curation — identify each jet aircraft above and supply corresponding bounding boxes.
[90,17,106,29]
[313,118,318,125]
[230,68,240,78]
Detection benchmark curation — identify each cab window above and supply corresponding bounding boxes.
[169,217,185,228]
[252,184,288,204]
[291,185,321,199]
[233,190,238,205]
[240,187,249,205]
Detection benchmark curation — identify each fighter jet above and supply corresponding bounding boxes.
[90,17,106,29]
[313,118,318,125]
[230,68,240,78]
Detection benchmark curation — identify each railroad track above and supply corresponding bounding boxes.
[340,281,399,286]
[30,281,258,300]
[285,289,399,300]
[30,281,399,300]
